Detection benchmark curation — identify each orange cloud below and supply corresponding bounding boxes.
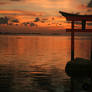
[0,10,69,28]
[0,10,44,16]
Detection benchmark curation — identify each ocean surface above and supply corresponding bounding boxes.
[0,35,91,92]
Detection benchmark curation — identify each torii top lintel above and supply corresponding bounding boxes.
[59,11,92,21]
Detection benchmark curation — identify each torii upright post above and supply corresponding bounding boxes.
[71,21,74,61]
[70,21,75,92]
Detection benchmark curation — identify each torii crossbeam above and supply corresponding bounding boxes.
[59,11,92,31]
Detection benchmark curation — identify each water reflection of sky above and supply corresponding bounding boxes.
[0,35,91,92]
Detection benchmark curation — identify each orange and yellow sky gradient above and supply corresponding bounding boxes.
[0,0,92,31]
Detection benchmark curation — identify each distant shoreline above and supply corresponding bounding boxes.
[0,32,92,36]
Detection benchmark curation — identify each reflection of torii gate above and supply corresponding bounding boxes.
[59,11,92,61]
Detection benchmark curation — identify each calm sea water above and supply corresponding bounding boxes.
[0,35,91,92]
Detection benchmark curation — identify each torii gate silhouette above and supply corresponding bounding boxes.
[59,11,92,92]
[59,11,92,61]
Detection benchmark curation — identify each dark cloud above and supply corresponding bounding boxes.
[30,22,36,27]
[0,16,9,24]
[22,22,28,26]
[22,22,37,27]
[88,0,92,8]
[11,19,19,23]
[34,17,40,22]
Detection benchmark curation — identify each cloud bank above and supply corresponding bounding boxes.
[0,10,44,17]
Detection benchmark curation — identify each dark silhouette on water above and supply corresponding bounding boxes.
[65,58,92,77]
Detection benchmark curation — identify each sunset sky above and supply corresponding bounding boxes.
[0,0,92,30]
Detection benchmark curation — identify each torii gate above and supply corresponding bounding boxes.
[59,11,92,92]
[59,11,92,61]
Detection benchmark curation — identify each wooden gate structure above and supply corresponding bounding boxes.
[59,11,92,92]
[59,11,92,61]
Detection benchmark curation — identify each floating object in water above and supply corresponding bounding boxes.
[65,58,92,77]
